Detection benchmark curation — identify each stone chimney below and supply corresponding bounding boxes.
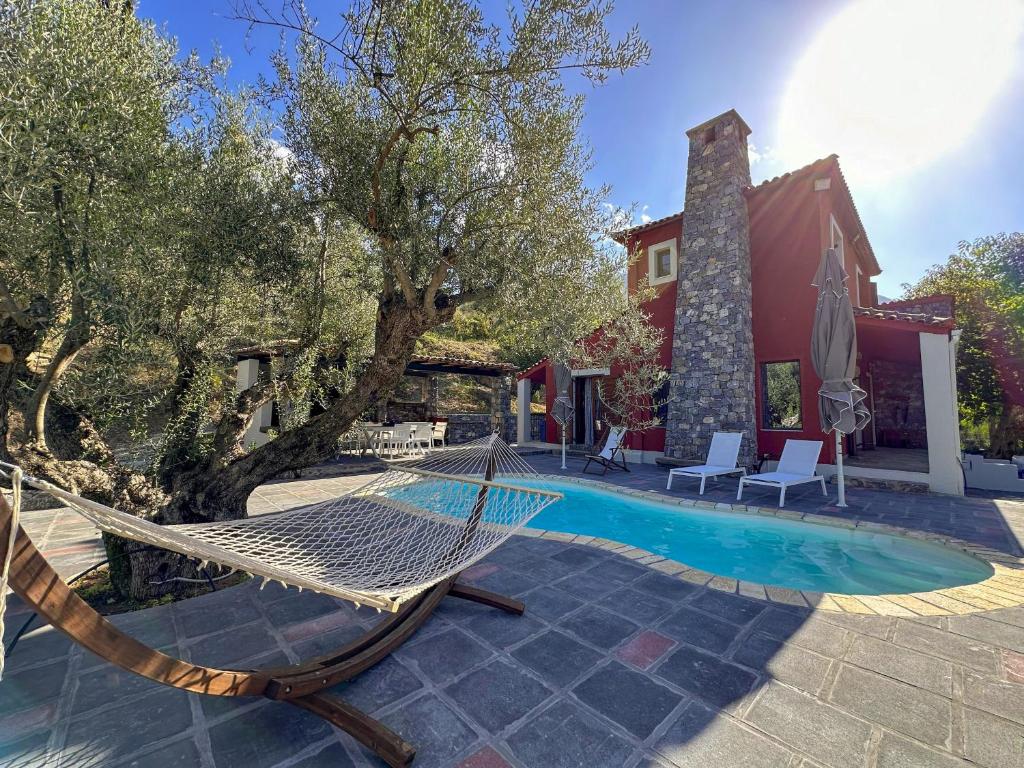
[664,109,757,467]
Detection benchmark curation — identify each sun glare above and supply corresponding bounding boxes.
[777,0,1024,185]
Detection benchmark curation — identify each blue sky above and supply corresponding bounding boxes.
[140,0,1024,298]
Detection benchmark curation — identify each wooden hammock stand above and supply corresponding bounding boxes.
[0,458,522,768]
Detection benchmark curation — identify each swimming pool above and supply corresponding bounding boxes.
[505,478,992,595]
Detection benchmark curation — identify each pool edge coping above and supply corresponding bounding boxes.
[517,473,1024,617]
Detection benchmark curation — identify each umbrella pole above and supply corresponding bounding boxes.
[835,430,847,507]
[561,424,568,470]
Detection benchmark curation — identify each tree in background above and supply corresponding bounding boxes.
[1,0,647,597]
[903,233,1023,457]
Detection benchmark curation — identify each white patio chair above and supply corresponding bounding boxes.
[737,439,826,507]
[582,425,629,475]
[431,422,448,449]
[408,423,432,455]
[666,432,746,494]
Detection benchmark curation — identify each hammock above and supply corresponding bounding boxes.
[0,435,561,615]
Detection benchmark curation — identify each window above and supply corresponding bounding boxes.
[761,361,802,430]
[703,126,716,144]
[829,214,844,263]
[647,238,677,286]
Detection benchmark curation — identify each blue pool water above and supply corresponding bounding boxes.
[513,478,993,595]
[388,477,993,595]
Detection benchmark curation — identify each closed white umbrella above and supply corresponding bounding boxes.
[811,248,871,507]
[552,362,574,470]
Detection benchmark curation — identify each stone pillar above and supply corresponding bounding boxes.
[491,375,514,443]
[920,331,965,495]
[516,378,531,444]
[426,375,439,419]
[664,109,757,467]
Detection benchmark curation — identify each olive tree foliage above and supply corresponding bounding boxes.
[903,233,1024,458]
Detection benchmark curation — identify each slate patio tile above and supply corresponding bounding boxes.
[654,700,795,768]
[470,568,542,598]
[653,644,758,710]
[507,554,579,581]
[559,606,639,650]
[397,628,493,684]
[263,591,345,628]
[894,620,1001,673]
[1,624,73,674]
[444,659,552,733]
[376,694,478,768]
[731,632,830,694]
[551,546,609,568]
[585,558,649,585]
[288,741,358,768]
[462,607,546,650]
[753,610,847,658]
[0,731,50,768]
[571,661,681,739]
[504,699,634,768]
[70,661,166,717]
[596,587,675,624]
[185,622,283,668]
[288,618,368,654]
[657,606,740,654]
[689,589,767,626]
[829,664,951,747]
[517,586,584,623]
[176,597,258,638]
[947,613,1024,654]
[743,681,873,768]
[208,701,332,768]
[456,745,513,768]
[632,572,700,601]
[510,630,605,688]
[875,732,969,768]
[844,633,953,696]
[62,688,193,768]
[120,737,203,768]
[551,571,621,601]
[616,630,675,670]
[962,706,1024,768]
[0,659,69,717]
[109,609,179,650]
[329,655,423,714]
[963,671,1024,726]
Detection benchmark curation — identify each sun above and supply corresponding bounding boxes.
[777,0,1024,185]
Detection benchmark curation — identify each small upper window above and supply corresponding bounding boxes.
[761,361,802,430]
[703,126,716,144]
[646,238,677,286]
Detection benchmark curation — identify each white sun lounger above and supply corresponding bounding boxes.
[737,439,826,508]
[666,431,746,494]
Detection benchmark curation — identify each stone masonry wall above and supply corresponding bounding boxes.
[868,359,927,449]
[664,111,757,467]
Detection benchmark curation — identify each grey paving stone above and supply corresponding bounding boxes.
[571,662,681,739]
[819,611,893,641]
[653,645,758,710]
[176,595,257,638]
[1,624,72,674]
[511,630,604,688]
[754,611,848,658]
[0,659,68,716]
[471,568,542,597]
[894,620,1001,674]
[552,571,622,601]
[62,689,193,767]
[289,741,358,768]
[829,664,951,747]
[70,661,166,717]
[0,731,49,768]
[444,658,552,733]
[689,589,766,626]
[377,693,478,768]
[844,633,952,696]
[947,613,1024,654]
[596,587,675,625]
[397,628,492,684]
[330,655,423,714]
[462,606,546,650]
[654,700,795,768]
[505,699,634,768]
[552,546,608,568]
[508,553,580,581]
[208,701,331,768]
[744,681,873,768]
[963,672,1024,726]
[121,737,203,767]
[962,706,1024,768]
[519,586,584,624]
[731,632,830,694]
[110,608,179,649]
[632,572,699,601]
[512,536,568,557]
[875,732,970,768]
[185,622,283,667]
[585,558,649,585]
[263,591,344,628]
[291,623,372,659]
[658,606,740,654]
[559,606,639,650]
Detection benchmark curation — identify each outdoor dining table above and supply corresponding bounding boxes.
[354,423,430,458]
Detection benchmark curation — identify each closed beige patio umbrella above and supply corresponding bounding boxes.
[811,248,871,507]
[552,362,574,470]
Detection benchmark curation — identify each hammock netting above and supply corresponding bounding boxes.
[0,435,561,613]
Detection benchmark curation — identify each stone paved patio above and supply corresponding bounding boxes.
[3,455,1024,767]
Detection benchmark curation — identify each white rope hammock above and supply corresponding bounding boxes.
[0,435,561,617]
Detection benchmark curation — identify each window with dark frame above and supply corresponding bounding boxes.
[654,246,672,278]
[761,361,802,430]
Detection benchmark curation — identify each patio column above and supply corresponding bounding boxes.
[236,358,272,444]
[919,331,965,495]
[516,378,531,444]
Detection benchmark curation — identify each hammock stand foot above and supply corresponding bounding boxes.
[0,500,524,768]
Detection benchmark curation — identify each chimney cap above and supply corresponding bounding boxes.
[685,109,752,140]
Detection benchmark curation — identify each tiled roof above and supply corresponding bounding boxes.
[853,306,953,328]
[517,356,550,380]
[611,210,684,242]
[408,354,516,374]
[744,154,838,194]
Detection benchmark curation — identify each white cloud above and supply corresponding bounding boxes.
[640,204,651,224]
[748,142,776,165]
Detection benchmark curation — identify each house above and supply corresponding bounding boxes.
[517,109,964,495]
